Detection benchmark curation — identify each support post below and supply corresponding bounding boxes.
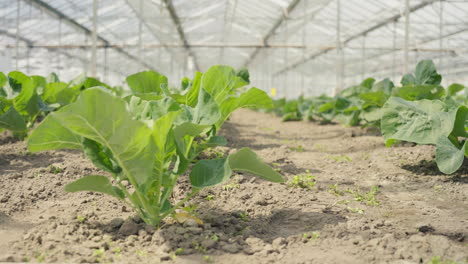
[361,34,366,80]
[392,22,397,80]
[15,0,20,70]
[335,0,344,95]
[90,0,98,77]
[439,0,444,71]
[138,0,143,69]
[403,0,410,73]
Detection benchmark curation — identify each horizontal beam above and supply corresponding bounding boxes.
[4,44,466,54]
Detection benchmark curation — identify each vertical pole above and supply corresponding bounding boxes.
[58,18,62,75]
[91,0,98,76]
[301,0,306,96]
[392,21,396,80]
[403,0,410,73]
[361,34,366,80]
[284,10,288,98]
[335,0,343,95]
[138,0,143,69]
[439,1,444,72]
[15,0,20,70]
[104,48,108,82]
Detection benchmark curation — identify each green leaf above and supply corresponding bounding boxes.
[126,70,168,94]
[46,72,60,83]
[0,72,6,90]
[42,88,156,185]
[381,97,455,145]
[191,88,221,125]
[392,84,445,101]
[360,78,375,89]
[28,113,83,152]
[0,107,27,132]
[65,175,125,200]
[401,74,416,86]
[190,158,232,188]
[128,96,181,121]
[8,71,30,93]
[372,78,394,94]
[217,87,272,127]
[360,90,389,108]
[414,60,441,85]
[448,83,464,96]
[13,78,40,118]
[42,82,68,104]
[82,138,122,174]
[201,65,245,103]
[228,148,284,183]
[435,137,468,174]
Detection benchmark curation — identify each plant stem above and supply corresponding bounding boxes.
[159,189,200,221]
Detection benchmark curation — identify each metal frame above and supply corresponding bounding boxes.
[24,0,155,71]
[274,0,443,76]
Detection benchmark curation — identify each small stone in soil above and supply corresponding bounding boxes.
[118,219,140,236]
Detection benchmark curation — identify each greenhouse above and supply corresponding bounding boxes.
[0,0,467,263]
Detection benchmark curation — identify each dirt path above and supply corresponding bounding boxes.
[0,109,467,263]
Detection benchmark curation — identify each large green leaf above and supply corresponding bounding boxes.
[381,97,455,146]
[217,87,272,127]
[128,96,181,122]
[0,107,27,132]
[392,84,445,101]
[191,88,221,125]
[414,60,442,85]
[126,70,168,94]
[82,138,122,174]
[435,137,468,174]
[28,113,82,152]
[372,78,394,94]
[42,82,69,104]
[8,71,30,93]
[228,148,284,183]
[190,158,232,188]
[448,83,464,96]
[360,78,375,89]
[201,65,245,104]
[13,78,40,118]
[360,90,389,108]
[39,88,156,185]
[65,175,125,200]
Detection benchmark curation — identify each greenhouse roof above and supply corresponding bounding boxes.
[1,0,468,97]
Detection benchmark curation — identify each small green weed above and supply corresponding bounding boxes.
[222,183,239,191]
[48,165,62,174]
[289,145,305,152]
[427,256,459,264]
[204,194,215,201]
[287,170,316,189]
[76,215,86,223]
[327,155,352,162]
[349,186,380,206]
[328,184,344,196]
[347,207,365,214]
[238,212,249,221]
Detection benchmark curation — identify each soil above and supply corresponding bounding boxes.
[0,109,467,264]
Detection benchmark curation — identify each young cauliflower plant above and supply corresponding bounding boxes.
[27,66,284,227]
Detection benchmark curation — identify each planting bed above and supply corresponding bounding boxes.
[0,109,467,263]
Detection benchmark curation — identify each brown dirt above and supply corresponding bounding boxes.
[0,109,467,264]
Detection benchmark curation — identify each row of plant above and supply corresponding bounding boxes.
[267,60,468,174]
[0,71,121,138]
[0,66,284,227]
